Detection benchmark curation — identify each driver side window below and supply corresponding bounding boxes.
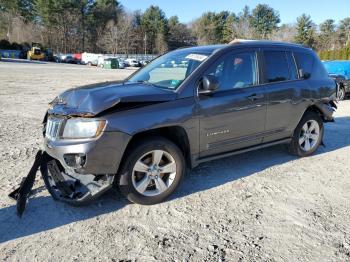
[205,51,257,91]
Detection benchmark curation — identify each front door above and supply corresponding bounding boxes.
[197,50,267,158]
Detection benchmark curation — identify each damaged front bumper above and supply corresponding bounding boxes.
[9,150,115,217]
[9,129,131,216]
[44,131,130,175]
[42,157,114,205]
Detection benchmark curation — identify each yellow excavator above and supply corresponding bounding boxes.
[27,42,45,60]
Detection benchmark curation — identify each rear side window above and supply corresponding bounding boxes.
[294,52,313,78]
[264,51,290,83]
[312,58,329,79]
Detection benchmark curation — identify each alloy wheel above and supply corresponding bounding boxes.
[337,87,345,100]
[131,150,177,196]
[299,120,320,152]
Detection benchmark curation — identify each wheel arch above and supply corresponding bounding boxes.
[292,103,331,135]
[117,126,192,175]
[305,105,324,119]
[302,103,335,123]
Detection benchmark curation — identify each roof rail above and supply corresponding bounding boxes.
[229,39,256,44]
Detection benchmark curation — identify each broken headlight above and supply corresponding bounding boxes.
[62,118,106,139]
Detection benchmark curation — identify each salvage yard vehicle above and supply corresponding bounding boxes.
[323,60,350,100]
[27,42,45,61]
[11,40,337,216]
[117,58,126,69]
[81,52,101,66]
[125,58,141,67]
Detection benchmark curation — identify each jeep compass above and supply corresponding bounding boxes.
[15,40,337,208]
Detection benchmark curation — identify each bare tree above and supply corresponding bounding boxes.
[271,24,297,42]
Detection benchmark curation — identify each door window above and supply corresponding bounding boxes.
[264,51,291,83]
[294,52,314,78]
[204,52,257,91]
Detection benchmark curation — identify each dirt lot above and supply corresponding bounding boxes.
[0,59,350,262]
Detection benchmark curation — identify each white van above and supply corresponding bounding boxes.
[81,52,102,66]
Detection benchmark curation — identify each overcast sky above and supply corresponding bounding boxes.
[121,0,350,25]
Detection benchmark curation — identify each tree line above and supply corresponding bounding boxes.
[0,0,350,57]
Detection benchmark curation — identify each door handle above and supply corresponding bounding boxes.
[247,93,263,101]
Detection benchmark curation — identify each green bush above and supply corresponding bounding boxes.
[318,46,350,61]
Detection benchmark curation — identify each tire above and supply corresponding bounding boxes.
[118,137,185,205]
[337,85,346,100]
[289,111,324,157]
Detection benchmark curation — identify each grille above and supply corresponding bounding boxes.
[45,118,63,140]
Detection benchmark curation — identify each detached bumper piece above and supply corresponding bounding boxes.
[8,150,113,217]
[8,151,48,217]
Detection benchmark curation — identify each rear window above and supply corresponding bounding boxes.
[294,52,313,78]
[264,51,290,83]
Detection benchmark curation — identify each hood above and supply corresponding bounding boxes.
[48,81,177,116]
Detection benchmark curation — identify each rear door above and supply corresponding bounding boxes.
[197,49,267,157]
[262,49,310,143]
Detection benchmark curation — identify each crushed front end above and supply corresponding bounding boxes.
[42,114,130,205]
[10,111,130,216]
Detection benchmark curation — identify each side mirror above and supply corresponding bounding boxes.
[198,75,219,94]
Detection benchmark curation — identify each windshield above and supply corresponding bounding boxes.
[127,49,212,90]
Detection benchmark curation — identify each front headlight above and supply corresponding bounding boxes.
[62,118,106,139]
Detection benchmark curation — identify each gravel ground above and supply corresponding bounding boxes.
[0,59,350,262]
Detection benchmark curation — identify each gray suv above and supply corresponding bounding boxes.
[41,40,337,206]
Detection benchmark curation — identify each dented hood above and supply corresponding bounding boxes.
[48,81,177,116]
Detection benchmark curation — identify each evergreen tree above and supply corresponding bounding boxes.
[250,4,280,39]
[141,5,168,54]
[295,14,315,48]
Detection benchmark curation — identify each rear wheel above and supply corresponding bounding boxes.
[118,137,185,205]
[337,85,346,100]
[289,111,324,157]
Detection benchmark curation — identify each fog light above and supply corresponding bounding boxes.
[64,153,86,168]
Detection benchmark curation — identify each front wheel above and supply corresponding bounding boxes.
[289,111,324,157]
[118,137,185,205]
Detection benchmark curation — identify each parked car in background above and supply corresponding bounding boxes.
[125,58,141,67]
[55,53,75,63]
[55,53,66,63]
[41,40,336,206]
[45,48,54,62]
[160,60,176,68]
[323,60,350,100]
[140,60,150,66]
[117,58,126,69]
[73,53,82,64]
[63,54,75,63]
